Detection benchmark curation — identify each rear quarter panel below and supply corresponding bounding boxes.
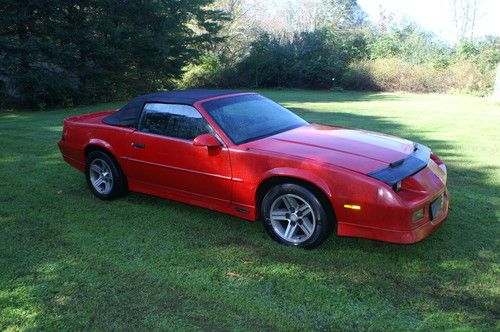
[59,110,134,172]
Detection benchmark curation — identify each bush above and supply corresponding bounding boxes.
[178,55,224,89]
[183,26,497,96]
[446,60,495,95]
[195,30,367,90]
[342,57,494,94]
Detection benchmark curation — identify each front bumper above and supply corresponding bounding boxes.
[338,189,449,244]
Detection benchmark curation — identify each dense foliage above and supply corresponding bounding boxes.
[182,24,499,95]
[180,1,499,95]
[341,29,499,94]
[1,0,499,109]
[0,0,226,108]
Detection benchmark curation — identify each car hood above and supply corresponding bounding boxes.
[246,123,416,174]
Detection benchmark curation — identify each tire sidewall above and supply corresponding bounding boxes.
[261,183,330,248]
[85,150,126,200]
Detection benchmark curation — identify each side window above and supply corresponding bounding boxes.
[139,103,211,140]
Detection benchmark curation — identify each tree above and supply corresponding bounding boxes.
[0,0,226,108]
[453,0,481,41]
[213,0,255,60]
[213,0,367,41]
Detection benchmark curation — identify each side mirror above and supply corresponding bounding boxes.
[193,133,221,148]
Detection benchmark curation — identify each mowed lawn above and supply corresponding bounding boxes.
[0,90,499,331]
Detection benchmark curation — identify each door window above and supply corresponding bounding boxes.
[138,103,211,140]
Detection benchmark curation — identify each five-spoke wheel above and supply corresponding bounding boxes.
[85,150,127,200]
[89,158,114,195]
[269,194,316,244]
[261,183,332,248]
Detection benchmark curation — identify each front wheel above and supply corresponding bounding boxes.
[261,183,332,248]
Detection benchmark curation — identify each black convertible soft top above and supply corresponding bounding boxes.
[103,89,243,127]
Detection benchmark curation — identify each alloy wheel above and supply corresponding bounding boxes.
[89,158,114,195]
[269,194,316,244]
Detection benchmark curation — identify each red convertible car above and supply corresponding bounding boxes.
[58,90,448,248]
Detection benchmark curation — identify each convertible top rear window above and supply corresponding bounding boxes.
[202,94,307,145]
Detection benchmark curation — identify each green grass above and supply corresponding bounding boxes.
[1,90,499,331]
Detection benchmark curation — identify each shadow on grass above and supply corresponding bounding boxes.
[0,98,498,330]
[257,89,404,104]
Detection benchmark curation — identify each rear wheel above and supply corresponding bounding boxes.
[261,183,332,248]
[85,150,127,200]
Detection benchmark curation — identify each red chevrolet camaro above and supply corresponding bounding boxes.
[58,90,449,248]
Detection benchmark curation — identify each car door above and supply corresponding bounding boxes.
[125,103,232,206]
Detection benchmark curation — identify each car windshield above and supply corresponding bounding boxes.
[202,94,308,144]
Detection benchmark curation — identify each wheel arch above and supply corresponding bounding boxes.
[84,139,115,158]
[84,142,128,183]
[255,173,336,224]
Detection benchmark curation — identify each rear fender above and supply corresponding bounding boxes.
[85,139,117,158]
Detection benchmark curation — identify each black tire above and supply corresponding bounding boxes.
[85,150,127,200]
[261,183,332,249]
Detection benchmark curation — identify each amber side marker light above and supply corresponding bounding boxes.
[412,208,424,222]
[344,204,361,210]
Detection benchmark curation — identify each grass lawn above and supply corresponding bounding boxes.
[0,90,499,331]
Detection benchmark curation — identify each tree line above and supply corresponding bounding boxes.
[0,0,498,109]
[0,0,226,109]
[182,0,499,95]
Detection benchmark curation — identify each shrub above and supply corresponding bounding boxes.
[446,60,495,95]
[342,57,495,94]
[197,30,367,90]
[178,55,224,89]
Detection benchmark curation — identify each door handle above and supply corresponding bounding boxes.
[131,142,145,148]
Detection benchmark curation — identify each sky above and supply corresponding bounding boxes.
[357,0,500,43]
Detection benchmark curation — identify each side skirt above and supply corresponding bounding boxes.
[128,179,256,221]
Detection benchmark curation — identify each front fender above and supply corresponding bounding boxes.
[259,167,333,199]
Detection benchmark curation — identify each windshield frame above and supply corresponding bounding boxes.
[200,93,308,145]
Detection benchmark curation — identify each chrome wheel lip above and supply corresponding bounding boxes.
[269,194,316,244]
[89,158,113,195]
